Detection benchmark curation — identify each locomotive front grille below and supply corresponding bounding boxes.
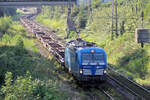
[95,69,104,75]
[82,69,104,75]
[83,69,92,75]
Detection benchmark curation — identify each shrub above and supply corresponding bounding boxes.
[1,72,68,100]
[0,17,12,34]
[15,37,25,56]
[1,72,36,100]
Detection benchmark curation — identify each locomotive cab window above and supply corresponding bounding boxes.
[82,53,105,65]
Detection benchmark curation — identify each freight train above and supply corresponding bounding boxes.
[20,14,107,84]
[65,39,107,83]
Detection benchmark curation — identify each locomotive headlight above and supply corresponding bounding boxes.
[80,69,83,74]
[91,50,95,53]
[104,70,107,73]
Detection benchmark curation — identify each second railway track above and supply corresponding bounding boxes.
[107,66,150,100]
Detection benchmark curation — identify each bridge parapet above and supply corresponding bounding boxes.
[0,0,77,6]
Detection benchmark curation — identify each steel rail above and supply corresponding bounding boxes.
[107,66,150,100]
[99,87,115,100]
[107,74,143,100]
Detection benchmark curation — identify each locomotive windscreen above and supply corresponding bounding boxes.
[82,53,105,65]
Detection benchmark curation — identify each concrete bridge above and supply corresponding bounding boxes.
[0,0,77,7]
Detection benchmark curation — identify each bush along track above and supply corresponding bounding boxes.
[0,16,70,100]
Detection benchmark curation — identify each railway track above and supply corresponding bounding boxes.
[107,66,150,100]
[84,87,115,100]
[20,13,150,100]
[99,87,115,100]
[20,13,116,100]
[20,14,65,66]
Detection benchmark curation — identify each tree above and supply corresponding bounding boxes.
[1,72,36,100]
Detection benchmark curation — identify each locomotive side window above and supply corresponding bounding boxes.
[82,53,105,65]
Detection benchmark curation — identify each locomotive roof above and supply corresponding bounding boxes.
[66,38,97,48]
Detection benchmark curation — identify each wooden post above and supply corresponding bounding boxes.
[141,10,144,48]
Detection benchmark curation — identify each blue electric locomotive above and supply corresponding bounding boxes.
[65,39,107,82]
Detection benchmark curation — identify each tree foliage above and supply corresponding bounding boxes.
[144,0,150,18]
[16,37,25,56]
[0,17,12,34]
[1,72,36,100]
[1,72,68,100]
[0,7,16,17]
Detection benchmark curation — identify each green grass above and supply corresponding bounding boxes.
[36,6,67,38]
[0,16,69,100]
[0,23,39,52]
